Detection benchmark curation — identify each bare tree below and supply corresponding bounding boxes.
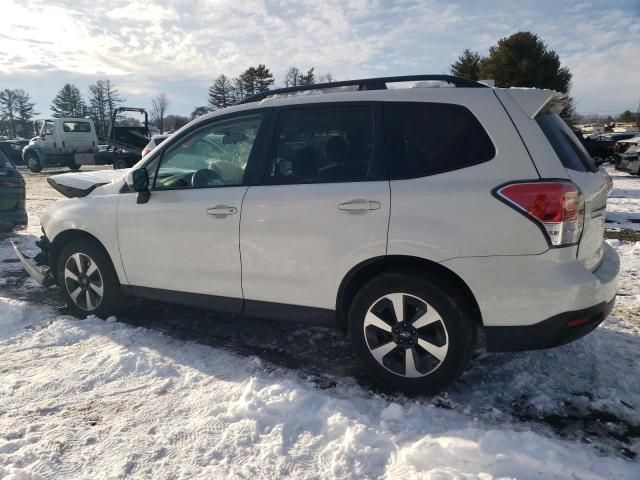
[151,93,170,133]
[284,67,300,87]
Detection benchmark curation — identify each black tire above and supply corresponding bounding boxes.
[69,163,81,171]
[349,272,476,394]
[56,238,127,318]
[25,152,42,173]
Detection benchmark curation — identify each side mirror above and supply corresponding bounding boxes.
[128,168,151,204]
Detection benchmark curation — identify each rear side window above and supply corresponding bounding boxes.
[63,121,92,133]
[264,105,383,184]
[536,112,597,172]
[385,102,495,179]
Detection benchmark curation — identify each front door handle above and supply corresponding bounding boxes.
[338,199,381,211]
[207,205,237,217]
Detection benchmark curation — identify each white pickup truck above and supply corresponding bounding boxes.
[22,118,99,172]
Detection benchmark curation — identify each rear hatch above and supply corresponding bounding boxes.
[536,112,609,270]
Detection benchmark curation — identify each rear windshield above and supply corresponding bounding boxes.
[536,112,597,172]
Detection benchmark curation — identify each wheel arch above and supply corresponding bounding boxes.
[49,229,116,279]
[336,255,483,331]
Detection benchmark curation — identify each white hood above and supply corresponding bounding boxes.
[47,169,129,198]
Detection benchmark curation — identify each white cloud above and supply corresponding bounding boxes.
[0,0,638,115]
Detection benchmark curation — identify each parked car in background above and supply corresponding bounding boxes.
[0,149,27,231]
[613,135,640,168]
[12,75,619,393]
[0,140,29,166]
[619,144,640,175]
[23,118,99,172]
[584,132,639,163]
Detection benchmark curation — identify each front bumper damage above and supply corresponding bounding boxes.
[10,235,56,287]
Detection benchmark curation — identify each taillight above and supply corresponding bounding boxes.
[496,181,584,247]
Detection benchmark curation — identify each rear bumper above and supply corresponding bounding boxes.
[485,297,615,352]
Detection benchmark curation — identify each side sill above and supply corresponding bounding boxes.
[125,285,243,315]
[122,286,336,327]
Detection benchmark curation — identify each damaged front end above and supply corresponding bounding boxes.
[10,234,56,287]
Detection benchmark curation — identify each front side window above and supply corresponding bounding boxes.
[150,113,263,190]
[62,121,91,133]
[385,102,495,179]
[264,105,381,184]
[42,120,54,136]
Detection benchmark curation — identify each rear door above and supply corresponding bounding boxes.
[239,103,389,316]
[535,112,609,270]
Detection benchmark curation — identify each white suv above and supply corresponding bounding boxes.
[13,75,619,393]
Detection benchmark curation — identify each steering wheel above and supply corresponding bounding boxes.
[191,167,222,188]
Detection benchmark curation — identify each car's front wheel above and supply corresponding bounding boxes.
[349,272,476,394]
[56,239,126,318]
[25,152,42,173]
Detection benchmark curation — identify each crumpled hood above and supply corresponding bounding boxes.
[47,169,129,198]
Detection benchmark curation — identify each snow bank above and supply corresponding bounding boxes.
[0,297,637,479]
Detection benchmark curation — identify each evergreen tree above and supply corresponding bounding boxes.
[298,67,315,86]
[0,89,18,138]
[51,83,86,118]
[15,90,37,138]
[208,74,235,110]
[232,77,246,102]
[240,64,274,97]
[479,32,572,92]
[450,49,482,80]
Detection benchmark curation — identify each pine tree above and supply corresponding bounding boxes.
[15,90,37,138]
[240,65,274,97]
[0,89,18,138]
[208,75,235,110]
[450,49,482,80]
[479,32,572,92]
[51,83,86,118]
[298,67,315,86]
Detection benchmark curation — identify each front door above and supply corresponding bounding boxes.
[117,112,267,308]
[240,104,389,315]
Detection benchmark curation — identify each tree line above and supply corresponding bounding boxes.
[0,89,37,138]
[201,64,333,113]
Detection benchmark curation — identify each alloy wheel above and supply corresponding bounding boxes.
[363,293,449,378]
[63,253,104,311]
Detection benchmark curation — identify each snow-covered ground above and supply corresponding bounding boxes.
[0,166,638,479]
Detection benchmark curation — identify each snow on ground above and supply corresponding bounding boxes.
[0,167,638,479]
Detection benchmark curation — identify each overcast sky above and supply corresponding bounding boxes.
[1,0,638,118]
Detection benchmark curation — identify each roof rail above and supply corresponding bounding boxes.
[237,74,488,105]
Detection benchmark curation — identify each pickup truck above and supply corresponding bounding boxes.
[22,118,99,172]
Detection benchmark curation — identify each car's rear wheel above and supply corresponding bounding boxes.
[25,152,42,173]
[57,239,126,318]
[349,272,476,394]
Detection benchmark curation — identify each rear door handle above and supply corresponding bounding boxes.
[207,205,237,217]
[338,199,381,211]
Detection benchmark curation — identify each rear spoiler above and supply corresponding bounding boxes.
[503,88,567,118]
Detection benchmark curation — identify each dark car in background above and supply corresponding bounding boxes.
[584,132,639,163]
[0,140,29,166]
[0,149,27,231]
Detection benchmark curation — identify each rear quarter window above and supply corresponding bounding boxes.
[536,113,597,172]
[384,102,495,179]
